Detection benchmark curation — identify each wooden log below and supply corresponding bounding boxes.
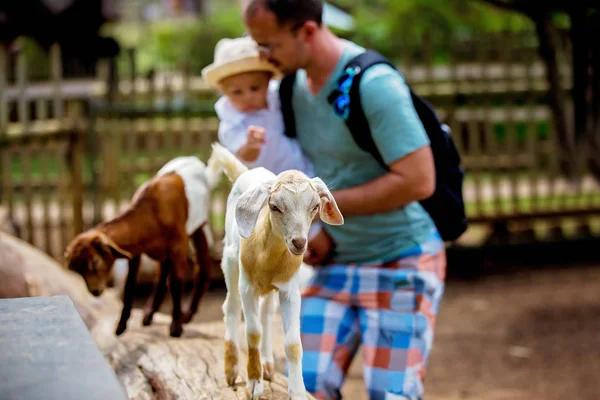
[92,309,315,400]
[0,231,313,400]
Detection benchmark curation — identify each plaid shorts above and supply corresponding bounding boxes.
[300,230,446,400]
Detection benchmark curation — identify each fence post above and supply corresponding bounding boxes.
[108,56,118,103]
[0,44,7,208]
[14,44,36,245]
[50,43,70,252]
[70,104,84,237]
[87,102,102,226]
[50,44,63,120]
[422,31,433,96]
[128,48,136,102]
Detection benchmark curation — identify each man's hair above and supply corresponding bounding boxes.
[246,0,323,27]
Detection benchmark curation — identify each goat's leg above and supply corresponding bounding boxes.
[142,259,171,326]
[259,291,277,381]
[115,255,141,336]
[167,243,188,337]
[222,244,241,386]
[182,226,212,323]
[240,273,264,400]
[279,286,307,400]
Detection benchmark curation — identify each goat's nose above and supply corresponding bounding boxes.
[292,238,306,250]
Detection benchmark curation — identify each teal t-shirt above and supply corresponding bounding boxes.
[292,40,437,264]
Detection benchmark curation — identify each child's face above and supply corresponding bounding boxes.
[219,71,271,113]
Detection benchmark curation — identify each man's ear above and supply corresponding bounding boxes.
[94,232,133,259]
[302,20,319,39]
[235,182,271,239]
[311,177,344,226]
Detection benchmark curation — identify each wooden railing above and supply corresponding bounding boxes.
[2,33,599,263]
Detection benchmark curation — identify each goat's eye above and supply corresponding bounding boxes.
[269,204,282,213]
[312,204,320,212]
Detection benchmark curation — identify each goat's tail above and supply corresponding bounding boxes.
[208,142,248,183]
[203,151,224,190]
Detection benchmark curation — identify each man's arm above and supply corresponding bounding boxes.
[333,63,436,217]
[333,145,435,216]
[305,148,435,265]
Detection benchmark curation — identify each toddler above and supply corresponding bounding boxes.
[202,36,319,240]
[202,36,314,177]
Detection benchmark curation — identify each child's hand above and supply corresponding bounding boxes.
[237,126,266,163]
[247,126,266,148]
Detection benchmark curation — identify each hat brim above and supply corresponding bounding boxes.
[202,57,282,87]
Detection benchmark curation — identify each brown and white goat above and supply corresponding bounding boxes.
[64,156,220,337]
[210,143,344,400]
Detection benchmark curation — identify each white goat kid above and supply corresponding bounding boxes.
[210,143,343,400]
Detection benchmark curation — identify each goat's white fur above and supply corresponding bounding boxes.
[156,155,220,237]
[209,143,342,400]
[111,155,219,286]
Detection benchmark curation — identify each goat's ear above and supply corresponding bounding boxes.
[95,232,133,260]
[311,177,344,226]
[63,239,82,267]
[235,182,270,239]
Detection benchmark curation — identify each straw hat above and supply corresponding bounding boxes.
[202,36,281,88]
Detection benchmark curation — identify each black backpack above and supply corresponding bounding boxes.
[278,49,468,242]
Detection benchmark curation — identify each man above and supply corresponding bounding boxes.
[242,1,446,399]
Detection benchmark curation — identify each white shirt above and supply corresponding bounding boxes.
[214,80,315,177]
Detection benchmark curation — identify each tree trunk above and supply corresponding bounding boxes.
[568,7,590,145]
[587,10,600,180]
[534,13,576,178]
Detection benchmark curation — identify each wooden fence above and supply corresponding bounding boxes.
[1,33,600,263]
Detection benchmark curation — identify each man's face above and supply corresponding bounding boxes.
[243,6,310,75]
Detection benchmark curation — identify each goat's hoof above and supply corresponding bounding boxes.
[262,362,275,381]
[169,323,183,338]
[115,323,127,336]
[142,312,154,326]
[224,365,238,386]
[181,310,194,324]
[245,379,264,400]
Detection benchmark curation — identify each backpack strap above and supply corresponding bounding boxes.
[279,72,298,138]
[327,49,395,171]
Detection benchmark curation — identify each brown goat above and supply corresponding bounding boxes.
[65,156,220,337]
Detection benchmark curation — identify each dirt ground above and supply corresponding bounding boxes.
[135,258,600,400]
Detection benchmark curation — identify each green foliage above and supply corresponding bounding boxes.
[18,38,51,81]
[343,0,533,63]
[100,1,536,74]
[104,7,245,75]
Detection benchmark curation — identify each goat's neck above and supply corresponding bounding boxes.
[244,209,286,254]
[96,205,148,253]
[240,207,302,292]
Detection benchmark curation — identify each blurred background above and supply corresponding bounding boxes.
[1,1,599,399]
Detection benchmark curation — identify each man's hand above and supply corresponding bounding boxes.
[237,126,266,162]
[304,228,334,266]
